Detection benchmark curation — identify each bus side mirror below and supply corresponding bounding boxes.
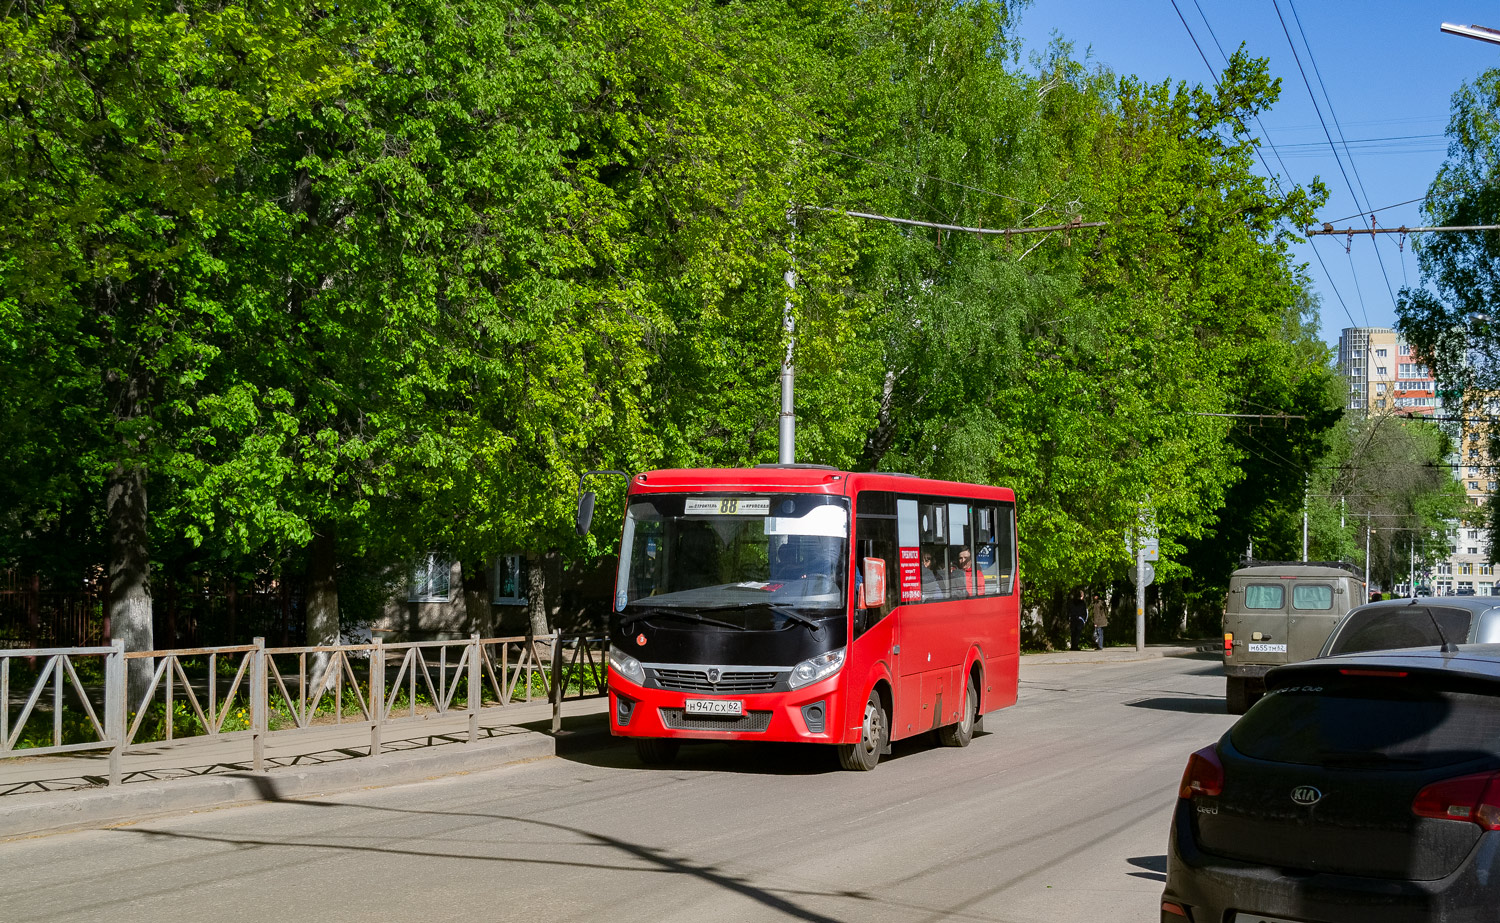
[575,491,596,536]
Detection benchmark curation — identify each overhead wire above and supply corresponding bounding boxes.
[1172,0,1362,331]
[1272,0,1399,313]
[1286,0,1415,290]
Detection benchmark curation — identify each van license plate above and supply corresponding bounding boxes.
[685,699,743,716]
[1247,643,1286,653]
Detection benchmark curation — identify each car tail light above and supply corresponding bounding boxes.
[1223,633,1233,657]
[1161,901,1188,919]
[1178,745,1224,799]
[1413,770,1500,829]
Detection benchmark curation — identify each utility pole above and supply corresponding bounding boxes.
[778,214,796,464]
[1302,478,1309,561]
[1410,535,1416,598]
[1365,514,1371,594]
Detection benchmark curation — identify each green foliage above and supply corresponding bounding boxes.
[1395,66,1500,564]
[0,0,1346,638]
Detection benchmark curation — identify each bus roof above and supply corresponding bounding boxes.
[627,467,1015,502]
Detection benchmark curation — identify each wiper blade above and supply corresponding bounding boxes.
[769,606,824,634]
[620,607,745,631]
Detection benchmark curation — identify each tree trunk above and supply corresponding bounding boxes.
[106,425,154,705]
[526,550,549,638]
[461,558,492,638]
[305,523,339,695]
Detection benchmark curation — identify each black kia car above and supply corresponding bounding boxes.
[1163,645,1500,923]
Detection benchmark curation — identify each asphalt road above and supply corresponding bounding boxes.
[6,654,1233,923]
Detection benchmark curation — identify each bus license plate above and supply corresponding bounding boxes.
[685,699,743,716]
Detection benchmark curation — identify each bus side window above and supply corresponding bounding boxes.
[996,502,1016,595]
[918,500,950,601]
[974,506,1000,596]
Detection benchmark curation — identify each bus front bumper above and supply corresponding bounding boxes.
[607,671,849,745]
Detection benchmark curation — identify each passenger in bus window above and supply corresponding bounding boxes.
[921,549,947,600]
[950,547,981,597]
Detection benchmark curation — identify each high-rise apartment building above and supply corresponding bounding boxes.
[1335,326,1437,416]
[1336,327,1488,594]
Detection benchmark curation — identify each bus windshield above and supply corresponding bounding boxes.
[615,493,849,624]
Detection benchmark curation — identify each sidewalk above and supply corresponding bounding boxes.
[1022,641,1214,665]
[0,696,611,841]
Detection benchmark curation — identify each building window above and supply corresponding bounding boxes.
[1462,563,1475,575]
[1471,481,1480,491]
[1439,563,1453,575]
[1401,343,1411,356]
[492,554,528,605]
[1484,565,1495,577]
[1376,348,1388,358]
[1470,548,1480,556]
[409,553,453,602]
[1376,383,1387,394]
[1376,366,1388,376]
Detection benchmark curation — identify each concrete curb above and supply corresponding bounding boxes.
[0,728,555,841]
[1022,644,1207,665]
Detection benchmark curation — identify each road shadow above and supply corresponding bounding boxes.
[528,712,987,775]
[1122,696,1226,715]
[1127,855,1167,882]
[1183,663,1223,676]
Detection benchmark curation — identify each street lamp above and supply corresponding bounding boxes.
[1442,22,1500,45]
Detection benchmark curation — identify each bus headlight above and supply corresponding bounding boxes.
[609,646,645,685]
[789,648,845,689]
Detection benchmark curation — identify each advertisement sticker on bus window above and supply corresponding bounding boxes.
[861,557,887,609]
[899,547,922,602]
[684,497,771,515]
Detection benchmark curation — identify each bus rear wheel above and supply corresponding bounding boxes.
[939,674,979,748]
[838,690,888,771]
[635,738,680,766]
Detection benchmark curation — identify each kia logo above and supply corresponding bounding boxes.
[707,668,721,684]
[1291,785,1323,806]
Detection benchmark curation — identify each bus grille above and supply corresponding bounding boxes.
[653,668,781,693]
[659,708,773,732]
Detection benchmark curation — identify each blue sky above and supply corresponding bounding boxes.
[1012,1,1499,350]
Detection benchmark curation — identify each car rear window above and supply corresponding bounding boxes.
[1245,585,1284,609]
[1233,680,1500,769]
[1292,584,1333,610]
[1325,607,1473,656]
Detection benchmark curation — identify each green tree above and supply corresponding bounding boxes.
[0,0,369,688]
[1396,67,1500,563]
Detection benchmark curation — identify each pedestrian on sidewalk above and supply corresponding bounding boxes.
[1066,589,1088,650]
[1090,592,1109,650]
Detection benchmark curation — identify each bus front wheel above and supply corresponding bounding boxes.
[635,738,680,766]
[838,690,888,771]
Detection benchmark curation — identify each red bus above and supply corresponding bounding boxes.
[597,465,1019,770]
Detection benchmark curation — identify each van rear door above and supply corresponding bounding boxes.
[1231,577,1290,665]
[1287,580,1340,659]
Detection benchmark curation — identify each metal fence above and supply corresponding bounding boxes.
[0,633,607,786]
